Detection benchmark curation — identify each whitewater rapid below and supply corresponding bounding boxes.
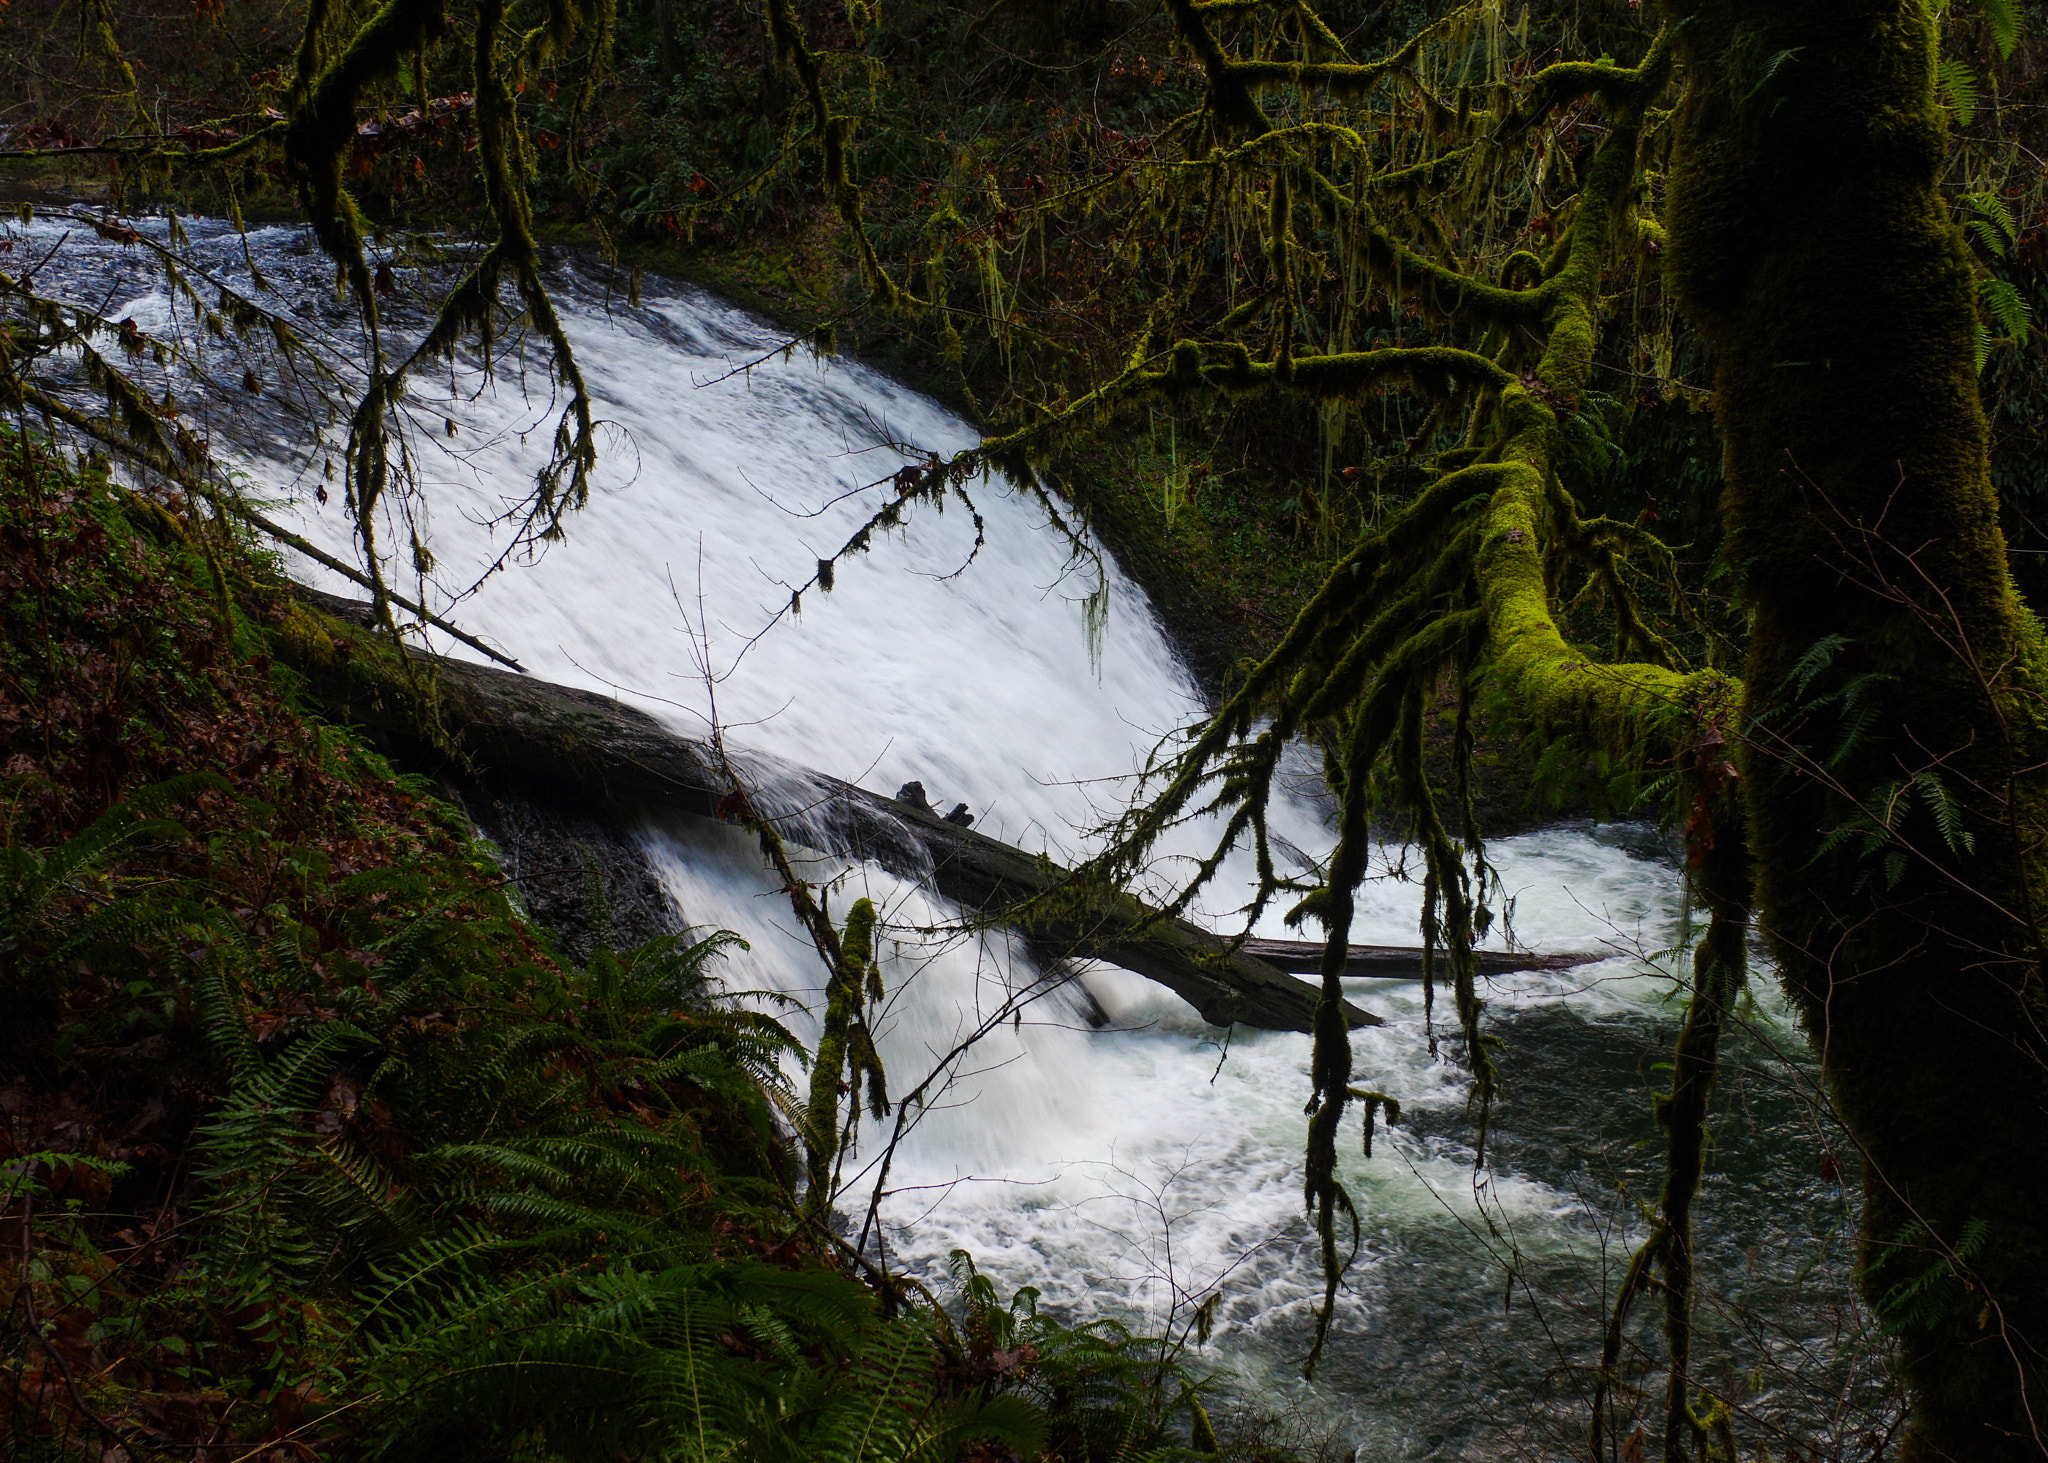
[20,216,1862,1458]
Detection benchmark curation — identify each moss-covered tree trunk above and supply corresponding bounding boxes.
[1668,2,2048,1453]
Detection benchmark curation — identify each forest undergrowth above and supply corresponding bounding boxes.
[0,435,1295,1462]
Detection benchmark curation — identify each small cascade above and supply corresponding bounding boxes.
[25,216,1862,1458]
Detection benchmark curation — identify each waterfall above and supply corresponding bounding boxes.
[28,216,1862,1459]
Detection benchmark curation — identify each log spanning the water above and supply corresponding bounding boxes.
[292,590,1374,1033]
[1239,938,1601,979]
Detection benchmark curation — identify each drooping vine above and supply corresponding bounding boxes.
[1590,763,1750,1462]
[710,769,891,1223]
[800,893,892,1220]
[2,0,611,638]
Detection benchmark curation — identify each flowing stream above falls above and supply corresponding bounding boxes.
[27,217,1886,1458]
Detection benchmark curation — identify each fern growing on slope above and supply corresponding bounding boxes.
[2,455,1306,1462]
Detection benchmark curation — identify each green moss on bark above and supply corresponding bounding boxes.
[1668,2,2048,1452]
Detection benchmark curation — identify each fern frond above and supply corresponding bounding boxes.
[1961,189,2019,251]
[1938,58,1979,126]
[1915,771,1977,857]
[190,940,262,1077]
[1965,218,2009,257]
[1786,633,1848,700]
[1744,46,1803,104]
[904,1393,1049,1463]
[1980,276,2033,340]
[355,1219,515,1335]
[1979,0,2022,57]
[806,1318,937,1463]
[305,1134,420,1251]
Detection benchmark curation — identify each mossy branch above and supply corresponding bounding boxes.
[764,0,919,312]
[282,0,449,308]
[1493,37,1675,143]
[5,378,521,673]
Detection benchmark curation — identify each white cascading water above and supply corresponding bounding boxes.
[28,217,1857,1458]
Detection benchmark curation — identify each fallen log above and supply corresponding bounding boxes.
[1239,937,1601,979]
[286,589,1376,1033]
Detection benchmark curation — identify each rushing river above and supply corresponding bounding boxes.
[21,215,1892,1458]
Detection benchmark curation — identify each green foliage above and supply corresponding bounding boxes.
[1944,29,2038,382]
[1985,0,2025,55]
[1743,46,1805,108]
[1939,55,1981,125]
[0,457,810,1456]
[1981,276,2035,342]
[1809,768,1977,891]
[1941,0,2025,57]
[1868,1218,1994,1334]
[361,1256,895,1460]
[945,1250,1217,1462]
[1783,633,1900,769]
[4,773,853,1454]
[189,896,797,1265]
[352,1239,1244,1462]
[1779,634,1981,886]
[1962,190,2021,255]
[0,776,220,983]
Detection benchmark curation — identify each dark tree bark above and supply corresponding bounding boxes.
[1668,3,2048,1453]
[653,0,682,76]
